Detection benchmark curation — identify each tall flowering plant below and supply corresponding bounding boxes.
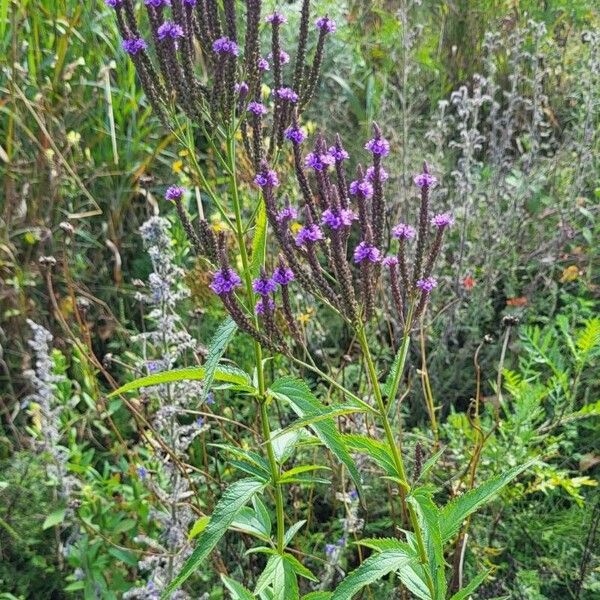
[107,2,532,598]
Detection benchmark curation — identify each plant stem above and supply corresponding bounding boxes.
[356,324,436,598]
[226,131,285,553]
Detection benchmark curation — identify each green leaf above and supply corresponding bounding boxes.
[221,574,255,600]
[161,478,265,597]
[303,594,333,600]
[201,317,238,402]
[255,555,281,595]
[284,520,307,547]
[382,334,410,402]
[331,547,414,600]
[279,464,330,484]
[108,365,253,398]
[343,434,398,477]
[42,508,66,529]
[270,377,362,495]
[250,199,268,277]
[271,428,310,465]
[283,552,318,582]
[416,447,445,484]
[188,515,210,539]
[232,506,271,541]
[449,570,491,600]
[273,556,300,600]
[440,462,533,542]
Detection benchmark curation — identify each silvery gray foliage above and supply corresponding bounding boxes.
[125,216,208,599]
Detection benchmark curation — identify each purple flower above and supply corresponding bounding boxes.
[431,212,454,228]
[183,0,197,5]
[122,38,147,55]
[328,146,349,162]
[247,101,268,115]
[254,168,279,188]
[157,21,184,40]
[321,208,356,230]
[414,171,438,188]
[196,416,205,427]
[305,152,335,171]
[136,466,148,480]
[253,275,277,296]
[164,185,185,202]
[382,256,399,267]
[255,297,276,314]
[144,0,170,6]
[284,126,306,144]
[105,0,122,7]
[276,204,298,222]
[349,179,374,199]
[354,242,381,263]
[366,165,389,182]
[210,268,242,295]
[315,16,336,33]
[295,224,323,246]
[235,81,249,96]
[416,277,438,293]
[273,266,295,285]
[212,36,239,55]
[392,223,416,240]
[268,49,290,64]
[206,391,215,405]
[349,489,359,501]
[265,12,287,25]
[258,57,270,71]
[275,87,299,103]
[325,543,338,558]
[365,137,390,156]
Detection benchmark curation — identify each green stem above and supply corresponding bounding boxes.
[356,324,436,599]
[226,131,285,553]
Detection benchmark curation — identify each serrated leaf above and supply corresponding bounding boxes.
[283,553,318,582]
[278,464,330,484]
[440,462,533,542]
[232,506,271,540]
[303,594,332,600]
[331,547,414,600]
[284,520,307,547]
[108,365,253,398]
[42,508,66,529]
[221,574,255,600]
[161,478,264,597]
[255,555,281,595]
[253,495,272,538]
[343,434,398,477]
[274,555,299,600]
[449,570,491,600]
[416,447,446,484]
[201,317,238,402]
[271,428,308,465]
[270,377,362,495]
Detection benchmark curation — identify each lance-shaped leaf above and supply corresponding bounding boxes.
[201,317,238,401]
[448,569,491,600]
[343,434,398,477]
[221,574,254,600]
[161,478,265,597]
[440,461,533,542]
[250,199,268,277]
[269,377,363,494]
[108,365,253,398]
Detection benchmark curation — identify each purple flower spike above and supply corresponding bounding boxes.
[196,416,204,427]
[275,87,299,103]
[392,223,416,240]
[210,268,242,295]
[382,256,399,267]
[365,137,390,157]
[235,81,249,96]
[325,543,338,558]
[144,0,170,6]
[366,165,389,182]
[164,185,186,201]
[266,12,287,25]
[212,36,239,55]
[183,0,197,5]
[285,126,306,145]
[247,101,268,115]
[269,49,290,64]
[328,146,349,162]
[315,16,336,33]
[255,297,276,314]
[349,179,374,199]
[258,57,270,71]
[276,204,298,222]
[254,168,279,188]
[253,275,277,296]
[157,21,184,40]
[321,208,356,230]
[122,38,147,55]
[354,242,381,263]
[416,277,438,293]
[414,171,438,188]
[206,391,215,405]
[273,266,295,285]
[431,212,454,228]
[305,152,335,171]
[105,0,122,7]
[295,224,323,247]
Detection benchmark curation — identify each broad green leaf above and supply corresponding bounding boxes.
[284,520,307,547]
[201,317,238,401]
[331,547,413,600]
[382,334,410,402]
[161,478,264,597]
[440,462,533,542]
[250,199,268,277]
[232,506,271,541]
[449,570,491,600]
[271,428,310,465]
[270,377,362,495]
[188,515,210,539]
[409,489,446,599]
[108,365,253,398]
[43,508,66,529]
[221,574,254,600]
[343,434,398,477]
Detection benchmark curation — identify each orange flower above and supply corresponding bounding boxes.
[462,276,476,290]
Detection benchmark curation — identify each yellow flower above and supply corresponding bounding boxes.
[560,265,579,283]
[172,159,184,174]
